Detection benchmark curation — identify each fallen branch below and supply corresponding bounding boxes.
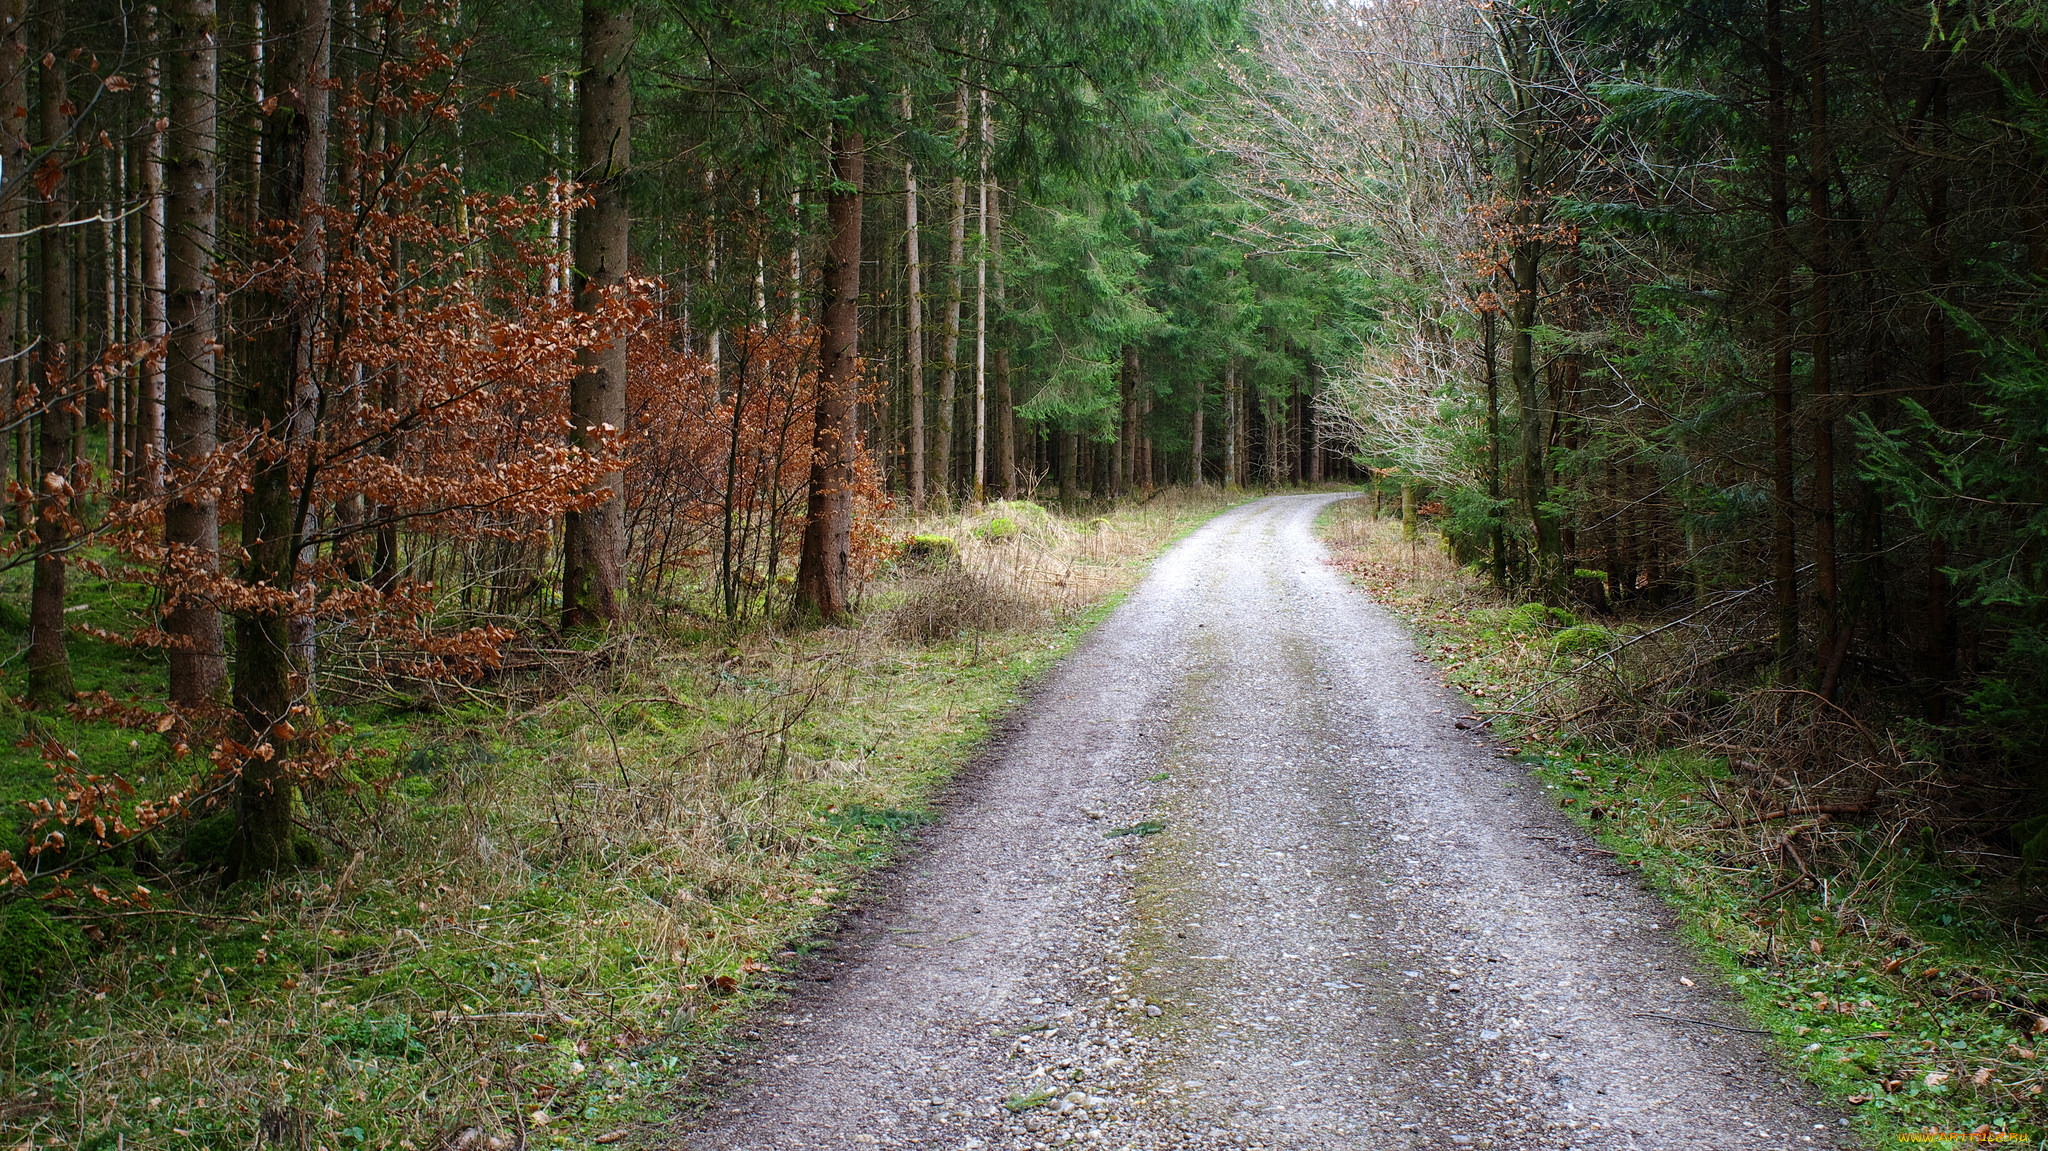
[1711,803,1871,831]
[1630,1010,1772,1035]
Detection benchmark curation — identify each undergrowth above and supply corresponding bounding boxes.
[0,487,1238,1151]
[1319,495,2048,1147]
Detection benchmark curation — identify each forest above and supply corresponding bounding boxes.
[2,0,2047,1144]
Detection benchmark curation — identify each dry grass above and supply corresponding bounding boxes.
[0,487,1239,1151]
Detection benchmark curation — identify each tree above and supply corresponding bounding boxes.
[26,0,75,707]
[163,0,225,709]
[560,0,633,629]
[232,0,330,872]
[794,121,864,621]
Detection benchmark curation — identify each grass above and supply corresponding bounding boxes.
[1317,496,2048,1147]
[0,487,1240,1151]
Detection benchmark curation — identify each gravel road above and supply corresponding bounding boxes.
[673,494,1846,1151]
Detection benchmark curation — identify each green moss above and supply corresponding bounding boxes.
[0,900,86,1003]
[901,534,958,568]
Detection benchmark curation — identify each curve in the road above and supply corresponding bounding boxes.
[673,494,1844,1151]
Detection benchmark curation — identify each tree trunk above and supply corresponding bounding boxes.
[902,90,924,512]
[1223,361,1237,488]
[973,87,989,502]
[561,0,633,628]
[0,0,25,525]
[935,83,967,505]
[1264,394,1280,489]
[1808,0,1838,682]
[1189,375,1204,486]
[1766,0,1800,665]
[1058,428,1077,509]
[1923,75,1954,715]
[1307,356,1323,485]
[234,0,329,872]
[140,55,167,499]
[27,0,73,707]
[795,127,864,621]
[164,0,226,709]
[1483,307,1506,589]
[990,171,1013,498]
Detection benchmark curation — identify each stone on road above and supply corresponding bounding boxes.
[675,494,1841,1150]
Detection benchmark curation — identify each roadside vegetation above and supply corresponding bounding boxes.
[0,490,1235,1151]
[1321,495,2048,1144]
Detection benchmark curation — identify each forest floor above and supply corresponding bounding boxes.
[670,493,1841,1151]
[0,488,1240,1151]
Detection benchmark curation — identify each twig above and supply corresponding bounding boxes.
[1630,1011,1771,1035]
[1711,803,1870,831]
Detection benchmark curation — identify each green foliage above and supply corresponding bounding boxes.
[1857,294,2048,758]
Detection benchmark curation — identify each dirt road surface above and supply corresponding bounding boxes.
[673,494,1844,1151]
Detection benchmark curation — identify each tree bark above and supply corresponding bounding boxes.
[934,84,967,505]
[1484,307,1506,589]
[973,87,989,502]
[234,0,329,872]
[140,48,168,500]
[1808,0,1838,682]
[164,0,225,709]
[795,128,864,621]
[27,0,74,706]
[561,0,633,628]
[1189,374,1204,486]
[1766,0,1800,665]
[0,0,26,525]
[1223,361,1237,488]
[902,90,924,512]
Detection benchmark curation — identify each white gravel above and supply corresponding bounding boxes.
[673,494,1847,1150]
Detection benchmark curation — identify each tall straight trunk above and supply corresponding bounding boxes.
[902,90,925,511]
[1123,346,1140,496]
[1483,307,1506,589]
[934,84,966,503]
[1923,76,1954,713]
[973,86,989,502]
[234,0,329,871]
[795,127,864,620]
[27,0,74,705]
[1808,0,1839,684]
[990,172,1014,498]
[0,0,25,524]
[164,0,224,708]
[141,45,167,497]
[1264,394,1280,488]
[1058,428,1077,508]
[1509,140,1560,600]
[1189,375,1204,486]
[560,0,632,628]
[1766,0,1800,664]
[1223,362,1237,487]
[1307,357,1323,485]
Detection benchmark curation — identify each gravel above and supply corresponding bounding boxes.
[672,494,1847,1150]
